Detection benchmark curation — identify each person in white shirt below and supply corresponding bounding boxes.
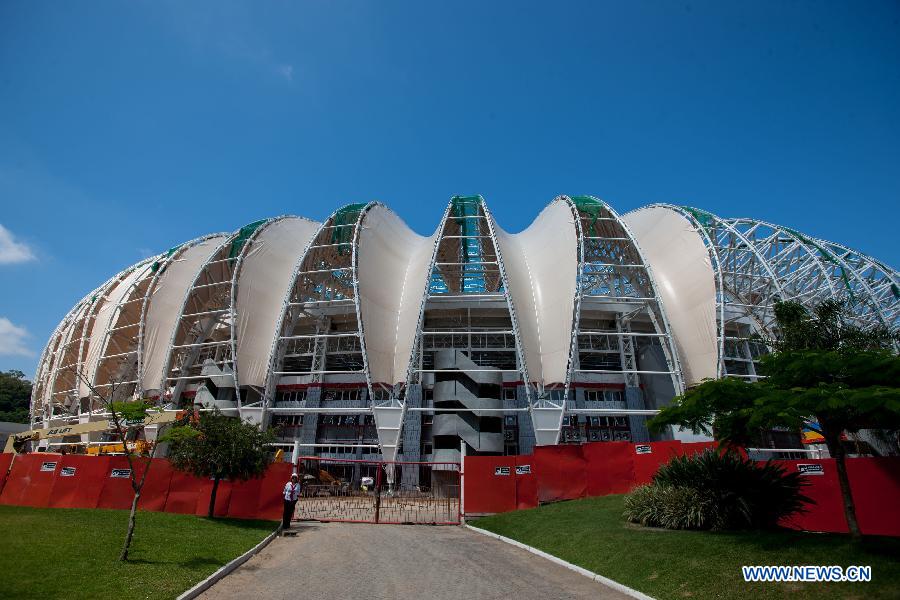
[282,473,300,529]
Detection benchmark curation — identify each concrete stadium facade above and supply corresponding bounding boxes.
[29,196,900,462]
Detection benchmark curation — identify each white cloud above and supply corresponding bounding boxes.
[0,317,34,357]
[0,224,36,264]
[276,64,294,82]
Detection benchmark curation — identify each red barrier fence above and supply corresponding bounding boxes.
[464,455,537,514]
[2,445,899,536]
[0,453,294,521]
[464,441,900,537]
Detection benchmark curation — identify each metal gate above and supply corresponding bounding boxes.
[294,457,461,525]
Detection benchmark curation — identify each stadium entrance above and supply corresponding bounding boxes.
[294,457,461,525]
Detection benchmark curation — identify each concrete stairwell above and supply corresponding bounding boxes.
[432,349,503,463]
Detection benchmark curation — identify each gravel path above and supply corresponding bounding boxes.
[199,522,632,600]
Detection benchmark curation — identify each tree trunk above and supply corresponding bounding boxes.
[120,491,140,561]
[208,476,220,519]
[824,427,862,539]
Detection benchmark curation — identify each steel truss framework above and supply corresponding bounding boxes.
[260,203,378,449]
[382,197,534,461]
[38,260,159,424]
[528,196,684,445]
[645,204,900,379]
[161,218,298,410]
[30,197,898,459]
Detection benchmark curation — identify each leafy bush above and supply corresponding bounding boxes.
[624,485,719,530]
[623,449,812,530]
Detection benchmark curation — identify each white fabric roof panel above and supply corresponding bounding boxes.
[493,199,578,386]
[32,199,899,426]
[357,205,438,385]
[235,217,320,389]
[141,235,229,395]
[43,297,95,406]
[80,264,153,397]
[623,206,718,386]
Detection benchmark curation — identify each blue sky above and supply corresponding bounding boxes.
[1,1,898,375]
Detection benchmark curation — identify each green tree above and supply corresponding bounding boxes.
[72,369,170,561]
[0,370,32,423]
[649,300,900,539]
[166,410,275,518]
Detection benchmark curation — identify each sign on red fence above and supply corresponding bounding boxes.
[48,455,109,509]
[0,454,60,507]
[1,445,899,537]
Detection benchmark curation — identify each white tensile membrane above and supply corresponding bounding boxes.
[623,206,718,386]
[492,199,578,388]
[79,264,153,399]
[140,235,228,396]
[235,217,321,390]
[42,295,96,409]
[356,205,439,387]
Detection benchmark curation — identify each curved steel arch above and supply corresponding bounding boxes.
[644,205,788,376]
[564,196,684,390]
[632,204,728,378]
[31,284,107,426]
[722,217,900,338]
[160,217,288,408]
[262,203,375,424]
[389,196,534,457]
[45,262,151,418]
[481,199,534,403]
[725,218,837,306]
[807,238,899,329]
[86,234,234,407]
[555,196,685,444]
[134,233,231,399]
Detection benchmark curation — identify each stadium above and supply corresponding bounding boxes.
[28,195,900,464]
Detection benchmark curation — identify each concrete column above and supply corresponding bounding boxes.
[516,385,536,455]
[298,386,322,446]
[625,386,650,443]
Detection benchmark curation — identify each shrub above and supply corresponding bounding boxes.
[623,449,812,531]
[624,485,719,530]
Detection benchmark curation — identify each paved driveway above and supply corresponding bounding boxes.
[199,522,631,600]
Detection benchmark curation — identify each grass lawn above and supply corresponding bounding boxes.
[0,505,276,600]
[473,495,900,600]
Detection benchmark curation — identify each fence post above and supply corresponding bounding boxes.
[460,440,466,522]
[374,463,382,524]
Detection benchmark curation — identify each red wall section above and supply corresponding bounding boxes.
[0,453,14,496]
[0,448,897,538]
[534,445,587,503]
[632,441,683,485]
[461,455,539,514]
[583,442,635,495]
[48,455,110,509]
[847,457,900,537]
[679,441,718,457]
[137,460,174,512]
[463,456,517,514]
[227,477,265,519]
[97,457,143,510]
[164,471,205,514]
[256,463,294,521]
[195,479,233,517]
[0,454,61,507]
[778,459,848,533]
[514,455,538,510]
